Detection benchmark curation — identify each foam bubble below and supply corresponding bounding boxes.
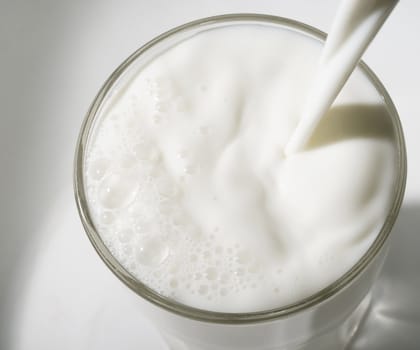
[236,250,252,264]
[183,163,196,175]
[133,143,161,163]
[198,285,208,295]
[170,278,178,288]
[98,171,139,209]
[205,267,218,281]
[136,237,169,267]
[89,158,109,180]
[101,211,115,225]
[156,176,182,199]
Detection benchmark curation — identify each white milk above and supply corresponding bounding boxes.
[83,24,396,313]
[285,0,399,154]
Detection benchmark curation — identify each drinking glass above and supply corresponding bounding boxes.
[74,14,406,350]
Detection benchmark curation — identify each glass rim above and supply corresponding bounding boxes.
[74,13,407,324]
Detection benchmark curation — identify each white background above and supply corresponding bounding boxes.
[1,1,419,349]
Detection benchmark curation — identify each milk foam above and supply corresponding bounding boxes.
[84,24,396,312]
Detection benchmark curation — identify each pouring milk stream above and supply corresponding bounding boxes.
[285,0,399,154]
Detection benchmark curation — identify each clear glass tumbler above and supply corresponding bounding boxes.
[74,14,406,350]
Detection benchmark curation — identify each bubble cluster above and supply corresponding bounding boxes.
[85,98,271,307]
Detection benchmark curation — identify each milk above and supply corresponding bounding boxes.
[83,23,396,313]
[285,0,399,154]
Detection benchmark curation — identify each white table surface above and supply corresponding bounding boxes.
[1,1,419,349]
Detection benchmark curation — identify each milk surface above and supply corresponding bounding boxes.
[84,24,396,312]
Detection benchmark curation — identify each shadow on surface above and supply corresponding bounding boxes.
[306,104,394,151]
[0,2,88,349]
[349,202,420,350]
